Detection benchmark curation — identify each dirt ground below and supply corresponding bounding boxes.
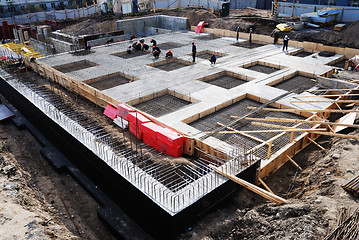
[1,66,359,239]
[59,9,359,49]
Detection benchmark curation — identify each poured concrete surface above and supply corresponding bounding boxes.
[38,31,341,152]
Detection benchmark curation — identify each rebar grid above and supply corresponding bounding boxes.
[207,75,247,89]
[1,69,258,214]
[190,98,310,160]
[134,93,192,117]
[272,75,316,93]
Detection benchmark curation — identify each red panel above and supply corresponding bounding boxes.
[156,127,184,147]
[129,122,143,139]
[127,112,150,126]
[141,122,160,137]
[116,104,135,120]
[103,104,117,120]
[143,135,158,149]
[195,21,205,33]
[156,140,183,157]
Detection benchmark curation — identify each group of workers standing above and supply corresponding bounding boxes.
[127,38,217,64]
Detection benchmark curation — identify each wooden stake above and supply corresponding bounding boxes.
[209,164,288,204]
[258,178,273,193]
[267,141,273,159]
[307,137,325,150]
[286,155,303,171]
[244,107,359,113]
[245,117,359,129]
[251,121,322,131]
[216,122,267,144]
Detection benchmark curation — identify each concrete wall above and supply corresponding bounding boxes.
[276,3,359,22]
[116,15,189,39]
[87,35,126,47]
[50,37,75,53]
[30,38,55,55]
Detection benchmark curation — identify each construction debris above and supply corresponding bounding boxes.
[342,174,359,197]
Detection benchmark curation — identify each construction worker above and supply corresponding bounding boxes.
[209,53,216,64]
[153,46,161,58]
[191,41,196,62]
[127,45,133,54]
[165,50,173,58]
[142,43,149,51]
[150,38,157,47]
[139,39,145,44]
[134,42,142,51]
[283,35,289,52]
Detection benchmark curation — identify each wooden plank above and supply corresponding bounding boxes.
[286,155,303,171]
[209,164,288,204]
[245,117,359,129]
[307,137,325,150]
[293,93,359,98]
[245,107,359,113]
[205,128,326,134]
[216,122,268,144]
[333,112,357,133]
[258,178,273,193]
[291,100,359,103]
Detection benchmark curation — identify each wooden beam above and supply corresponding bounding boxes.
[258,178,273,193]
[267,141,273,159]
[209,164,288,204]
[293,93,359,98]
[244,117,359,129]
[286,155,303,171]
[307,137,325,150]
[204,128,326,134]
[216,122,268,144]
[291,100,359,103]
[244,107,359,113]
[306,88,357,92]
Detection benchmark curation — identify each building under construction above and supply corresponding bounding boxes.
[1,15,359,239]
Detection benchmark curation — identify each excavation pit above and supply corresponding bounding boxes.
[198,71,252,89]
[195,50,226,60]
[232,42,265,49]
[245,64,281,74]
[132,93,193,117]
[112,50,148,59]
[148,58,194,71]
[189,98,308,159]
[270,75,315,93]
[84,72,136,90]
[292,51,313,57]
[156,42,184,50]
[53,60,98,73]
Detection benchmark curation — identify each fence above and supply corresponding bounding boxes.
[275,2,359,22]
[0,5,98,26]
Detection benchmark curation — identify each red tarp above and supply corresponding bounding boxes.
[117,103,135,120]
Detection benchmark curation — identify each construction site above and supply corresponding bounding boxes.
[1,5,359,240]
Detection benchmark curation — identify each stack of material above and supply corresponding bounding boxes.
[342,174,359,197]
[324,208,359,240]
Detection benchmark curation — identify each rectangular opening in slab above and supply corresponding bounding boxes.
[292,51,313,57]
[156,42,184,51]
[195,50,226,60]
[329,59,347,69]
[147,58,194,72]
[231,42,265,49]
[188,98,308,159]
[245,63,281,74]
[269,74,315,93]
[53,60,98,73]
[193,34,220,40]
[133,93,192,117]
[84,72,137,91]
[198,71,253,89]
[111,50,148,59]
